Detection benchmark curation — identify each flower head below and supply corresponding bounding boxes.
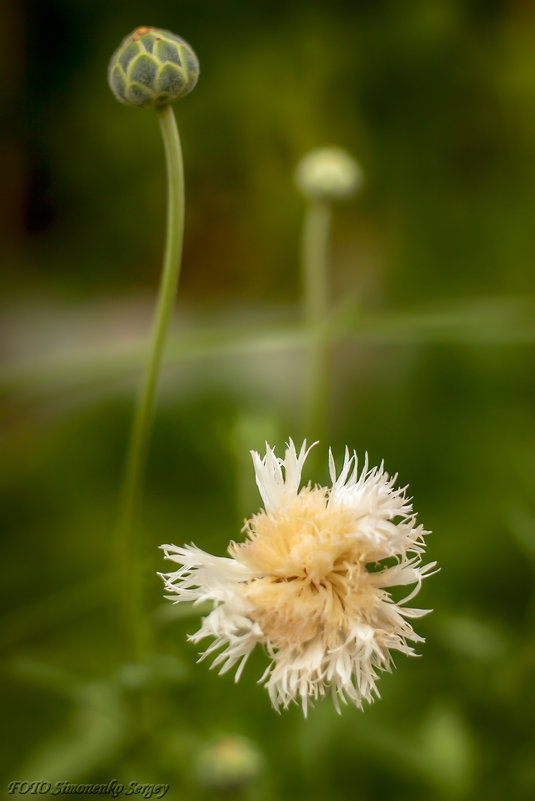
[295,147,363,201]
[108,26,199,108]
[160,441,436,715]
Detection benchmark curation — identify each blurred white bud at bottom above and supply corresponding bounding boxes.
[194,735,264,790]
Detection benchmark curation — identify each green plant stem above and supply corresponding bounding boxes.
[115,104,185,659]
[302,199,332,447]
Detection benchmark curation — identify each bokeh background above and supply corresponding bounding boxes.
[2,0,535,798]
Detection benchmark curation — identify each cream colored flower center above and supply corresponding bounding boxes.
[229,488,380,650]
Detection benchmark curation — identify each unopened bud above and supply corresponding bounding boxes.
[108,26,199,108]
[194,736,264,790]
[295,147,362,201]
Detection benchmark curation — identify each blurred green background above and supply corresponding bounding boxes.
[2,0,535,799]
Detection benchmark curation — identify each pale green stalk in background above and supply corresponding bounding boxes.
[301,199,332,444]
[296,147,363,455]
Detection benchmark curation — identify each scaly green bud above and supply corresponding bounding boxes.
[108,26,199,108]
[295,147,363,201]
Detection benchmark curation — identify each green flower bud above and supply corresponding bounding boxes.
[295,147,363,201]
[108,26,199,108]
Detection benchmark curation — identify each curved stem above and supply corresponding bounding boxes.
[302,200,332,447]
[115,104,185,658]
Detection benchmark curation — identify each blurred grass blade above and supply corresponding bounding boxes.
[2,296,535,401]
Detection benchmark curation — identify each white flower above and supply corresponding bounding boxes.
[160,440,436,715]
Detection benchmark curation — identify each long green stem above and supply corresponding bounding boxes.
[115,104,185,658]
[302,200,332,446]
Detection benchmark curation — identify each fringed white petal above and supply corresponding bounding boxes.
[328,449,429,560]
[250,439,316,513]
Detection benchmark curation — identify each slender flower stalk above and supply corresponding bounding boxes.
[296,148,363,445]
[115,105,184,655]
[108,26,199,655]
[301,199,331,443]
[161,440,436,715]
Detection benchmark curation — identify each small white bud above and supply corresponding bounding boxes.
[295,147,363,201]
